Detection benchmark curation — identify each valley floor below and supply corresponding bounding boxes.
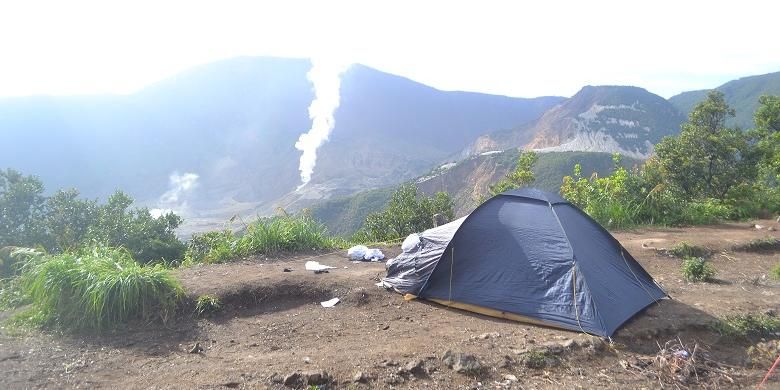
[1,221,779,389]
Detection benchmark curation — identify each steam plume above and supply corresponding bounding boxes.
[150,172,199,218]
[295,58,349,189]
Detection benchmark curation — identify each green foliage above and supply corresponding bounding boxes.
[0,169,47,247]
[20,246,182,330]
[195,294,221,316]
[0,169,186,265]
[681,257,716,282]
[712,313,780,338]
[560,154,646,228]
[655,91,758,200]
[355,183,454,242]
[489,151,538,195]
[0,276,28,311]
[522,350,559,369]
[668,241,711,259]
[731,237,780,252]
[771,264,780,280]
[86,192,186,264]
[184,212,340,265]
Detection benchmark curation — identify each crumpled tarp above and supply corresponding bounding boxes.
[381,217,466,294]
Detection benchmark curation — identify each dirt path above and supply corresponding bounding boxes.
[1,221,779,389]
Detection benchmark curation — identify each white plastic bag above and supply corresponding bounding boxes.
[364,248,385,261]
[401,233,421,252]
[347,245,368,260]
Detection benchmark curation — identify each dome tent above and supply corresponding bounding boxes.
[382,188,666,337]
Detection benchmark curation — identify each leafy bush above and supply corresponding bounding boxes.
[195,294,221,316]
[668,241,711,259]
[183,212,340,265]
[681,257,716,282]
[0,169,186,265]
[21,246,182,330]
[356,183,454,242]
[489,151,538,195]
[712,313,780,338]
[772,264,780,280]
[732,237,780,252]
[237,211,338,254]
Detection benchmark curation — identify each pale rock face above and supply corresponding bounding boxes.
[535,130,654,159]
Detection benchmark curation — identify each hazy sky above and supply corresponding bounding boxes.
[1,0,779,98]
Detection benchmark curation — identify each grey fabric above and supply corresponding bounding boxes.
[382,188,666,337]
[383,217,466,295]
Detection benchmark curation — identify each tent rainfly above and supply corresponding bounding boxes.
[382,188,667,337]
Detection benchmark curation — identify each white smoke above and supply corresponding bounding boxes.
[295,58,349,190]
[150,172,199,218]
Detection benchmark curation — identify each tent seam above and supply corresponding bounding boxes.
[549,202,610,336]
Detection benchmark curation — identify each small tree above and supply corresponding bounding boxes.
[358,183,454,242]
[654,91,758,200]
[0,169,47,247]
[489,151,538,195]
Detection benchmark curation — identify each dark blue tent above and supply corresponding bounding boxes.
[382,188,666,337]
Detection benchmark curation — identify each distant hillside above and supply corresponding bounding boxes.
[312,151,638,236]
[467,86,685,158]
[669,71,780,129]
[0,57,563,229]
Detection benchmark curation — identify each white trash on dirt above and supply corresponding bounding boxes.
[347,245,384,261]
[347,245,368,260]
[305,261,337,272]
[320,298,340,307]
[364,248,384,261]
[401,234,421,252]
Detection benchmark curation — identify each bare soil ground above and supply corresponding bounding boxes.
[1,220,779,389]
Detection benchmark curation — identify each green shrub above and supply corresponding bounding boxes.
[356,183,454,242]
[668,241,711,258]
[21,246,182,330]
[0,276,28,311]
[771,264,780,280]
[184,212,340,265]
[712,313,780,338]
[238,212,337,254]
[681,257,716,282]
[732,237,780,252]
[195,294,221,316]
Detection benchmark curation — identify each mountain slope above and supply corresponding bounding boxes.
[312,151,638,236]
[669,71,780,129]
[468,86,685,158]
[0,57,563,227]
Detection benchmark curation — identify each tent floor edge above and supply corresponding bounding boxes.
[425,297,600,336]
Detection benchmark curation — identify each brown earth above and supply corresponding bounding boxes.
[1,221,779,389]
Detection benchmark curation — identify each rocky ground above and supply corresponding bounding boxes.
[1,220,779,389]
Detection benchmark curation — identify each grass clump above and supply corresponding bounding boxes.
[21,246,182,330]
[772,264,780,280]
[184,212,341,265]
[668,241,711,258]
[711,313,780,338]
[195,294,221,317]
[522,350,559,369]
[731,237,780,252]
[681,257,716,282]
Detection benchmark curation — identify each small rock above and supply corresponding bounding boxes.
[188,343,203,354]
[302,370,330,385]
[283,372,302,387]
[404,359,427,376]
[382,325,390,330]
[442,350,481,374]
[560,339,576,349]
[269,373,284,384]
[282,268,292,272]
[384,373,404,385]
[353,371,373,383]
[303,356,311,364]
[503,374,518,382]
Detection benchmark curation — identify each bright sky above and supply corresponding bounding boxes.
[1,0,779,99]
